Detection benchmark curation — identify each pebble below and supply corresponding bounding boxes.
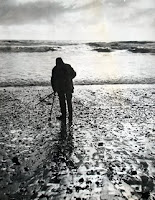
[79,178,84,183]
[131,171,137,175]
[12,156,20,165]
[24,167,29,171]
[98,142,103,146]
[1,85,155,200]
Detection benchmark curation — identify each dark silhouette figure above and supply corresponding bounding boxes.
[51,57,76,123]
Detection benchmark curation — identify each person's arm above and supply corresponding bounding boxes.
[67,65,76,79]
[71,67,76,79]
[51,68,57,93]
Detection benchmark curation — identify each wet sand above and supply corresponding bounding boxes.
[0,85,155,200]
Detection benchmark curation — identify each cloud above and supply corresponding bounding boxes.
[0,0,68,25]
[0,0,154,40]
[103,0,132,7]
[0,0,104,28]
[100,0,155,28]
[1,0,154,27]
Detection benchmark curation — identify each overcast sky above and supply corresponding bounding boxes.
[0,0,154,41]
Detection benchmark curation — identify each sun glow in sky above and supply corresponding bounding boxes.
[0,0,154,41]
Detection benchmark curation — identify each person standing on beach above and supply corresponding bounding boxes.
[51,57,76,123]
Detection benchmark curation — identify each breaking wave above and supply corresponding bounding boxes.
[87,41,155,54]
[0,40,155,88]
[0,46,59,53]
[0,40,155,53]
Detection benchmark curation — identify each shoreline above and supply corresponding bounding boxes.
[0,82,155,90]
[0,82,155,88]
[0,85,155,200]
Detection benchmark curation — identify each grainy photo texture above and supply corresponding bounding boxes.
[0,0,155,199]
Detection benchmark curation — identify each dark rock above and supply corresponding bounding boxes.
[20,188,27,193]
[24,167,29,171]
[36,125,41,130]
[86,170,94,175]
[75,186,81,192]
[86,180,92,184]
[95,181,100,186]
[12,156,20,165]
[131,171,137,175]
[79,178,84,183]
[38,180,45,184]
[109,166,113,171]
[46,102,52,105]
[98,142,103,146]
[85,185,89,189]
[66,188,73,194]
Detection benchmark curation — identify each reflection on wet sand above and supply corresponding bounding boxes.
[50,121,74,169]
[0,85,154,200]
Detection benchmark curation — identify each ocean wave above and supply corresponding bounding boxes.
[0,46,58,53]
[92,47,112,52]
[87,41,155,54]
[1,40,155,54]
[0,40,79,47]
[128,47,155,53]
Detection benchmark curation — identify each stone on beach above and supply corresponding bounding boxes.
[0,85,155,200]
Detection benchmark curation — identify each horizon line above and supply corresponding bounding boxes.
[0,39,155,43]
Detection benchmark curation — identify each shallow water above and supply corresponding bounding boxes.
[0,41,155,86]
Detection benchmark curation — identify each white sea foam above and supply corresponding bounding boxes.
[0,40,155,86]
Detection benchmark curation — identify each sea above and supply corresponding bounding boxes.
[0,40,155,87]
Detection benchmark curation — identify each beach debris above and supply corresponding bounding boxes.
[12,156,20,165]
[0,85,155,200]
[98,142,103,146]
[24,167,29,171]
[79,178,84,183]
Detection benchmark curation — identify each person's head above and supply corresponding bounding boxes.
[56,57,64,67]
